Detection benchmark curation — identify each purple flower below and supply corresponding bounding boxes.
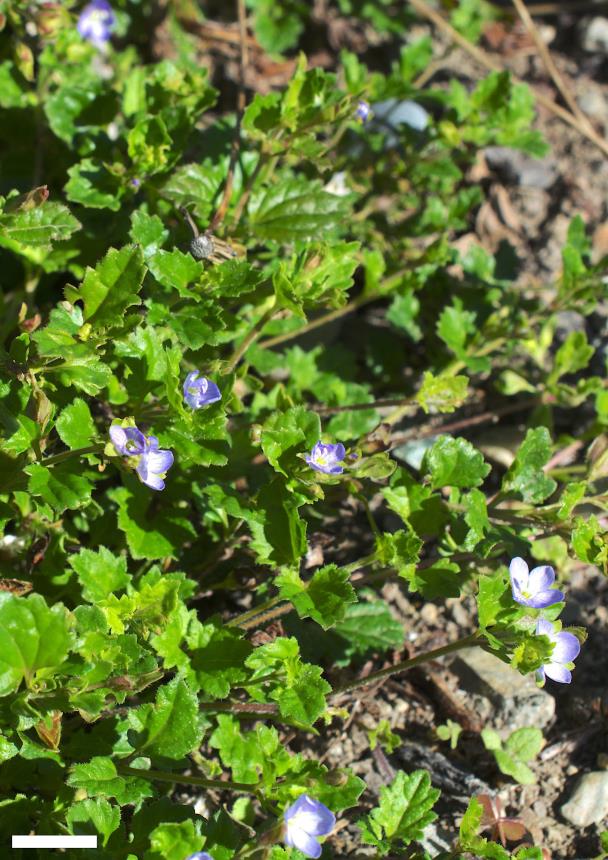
[109,425,145,456]
[284,795,335,859]
[130,178,141,189]
[183,371,222,410]
[509,557,564,609]
[136,435,174,491]
[77,0,114,49]
[185,853,213,860]
[306,441,346,475]
[109,425,174,491]
[535,618,580,684]
[355,100,371,122]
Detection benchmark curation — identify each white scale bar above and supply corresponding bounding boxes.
[12,836,97,848]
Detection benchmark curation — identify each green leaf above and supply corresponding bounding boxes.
[129,208,169,259]
[274,662,330,726]
[0,201,80,247]
[376,530,423,586]
[276,564,356,629]
[56,398,96,449]
[67,756,153,804]
[147,820,203,860]
[69,546,131,603]
[148,249,204,298]
[358,770,440,854]
[502,427,557,503]
[249,176,350,242]
[64,245,146,329]
[127,115,172,175]
[0,60,31,107]
[261,406,321,476]
[550,331,594,383]
[65,159,124,211]
[190,623,253,699]
[128,677,203,760]
[27,462,92,511]
[0,593,72,696]
[111,484,197,561]
[424,435,490,489]
[67,798,121,847]
[416,372,469,414]
[333,601,404,657]
[251,480,307,566]
[458,796,510,858]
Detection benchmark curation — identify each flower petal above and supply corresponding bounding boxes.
[528,565,556,594]
[146,449,174,475]
[286,826,321,859]
[109,425,127,454]
[509,557,529,592]
[527,589,564,609]
[543,662,572,684]
[334,443,346,462]
[535,618,555,638]
[552,631,580,664]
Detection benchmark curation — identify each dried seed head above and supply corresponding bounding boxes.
[190,233,214,260]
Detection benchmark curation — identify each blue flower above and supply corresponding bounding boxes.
[77,0,114,49]
[185,853,213,860]
[509,557,564,609]
[136,435,174,491]
[110,424,174,491]
[306,441,346,475]
[535,619,580,685]
[109,425,145,456]
[355,100,371,122]
[183,371,222,410]
[284,794,335,859]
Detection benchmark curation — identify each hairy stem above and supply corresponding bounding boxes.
[41,444,105,467]
[332,632,482,695]
[117,764,258,793]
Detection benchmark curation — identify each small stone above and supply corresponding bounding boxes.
[420,603,439,625]
[484,146,558,189]
[450,648,555,731]
[561,771,608,826]
[581,16,608,54]
[190,233,214,260]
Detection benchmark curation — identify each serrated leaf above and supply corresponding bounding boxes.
[0,593,72,696]
[502,427,557,503]
[0,201,80,247]
[249,176,350,242]
[358,770,440,854]
[416,372,469,414]
[56,398,96,449]
[261,406,321,476]
[190,623,253,699]
[333,601,404,656]
[128,677,203,760]
[110,485,196,561]
[69,546,131,603]
[65,159,124,211]
[424,435,490,489]
[148,249,204,298]
[67,756,153,804]
[65,245,146,329]
[67,798,121,846]
[27,462,92,512]
[276,564,356,629]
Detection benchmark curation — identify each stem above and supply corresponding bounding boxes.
[226,304,277,372]
[228,595,284,628]
[332,633,482,696]
[117,765,258,793]
[40,444,104,468]
[209,0,249,231]
[312,396,414,415]
[257,292,380,351]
